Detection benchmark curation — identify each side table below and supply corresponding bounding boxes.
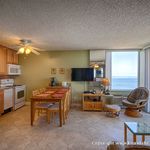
[124,122,150,143]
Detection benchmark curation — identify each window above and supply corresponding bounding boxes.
[111,51,139,90]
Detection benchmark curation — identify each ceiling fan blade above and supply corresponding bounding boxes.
[30,48,40,55]
[32,46,45,51]
[31,46,40,50]
[18,43,25,46]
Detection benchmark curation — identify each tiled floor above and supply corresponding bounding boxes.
[0,105,150,150]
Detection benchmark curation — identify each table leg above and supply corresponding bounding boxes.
[59,100,62,127]
[31,100,35,126]
[82,95,84,111]
[124,123,127,143]
[142,135,145,143]
[133,134,136,143]
[62,102,65,125]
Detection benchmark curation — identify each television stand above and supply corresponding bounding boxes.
[82,93,104,111]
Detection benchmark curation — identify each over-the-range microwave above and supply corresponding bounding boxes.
[7,64,21,75]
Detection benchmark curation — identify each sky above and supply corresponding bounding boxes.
[111,52,138,77]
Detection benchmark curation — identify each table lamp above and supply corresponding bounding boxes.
[101,78,110,95]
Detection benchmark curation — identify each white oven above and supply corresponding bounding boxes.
[14,85,26,110]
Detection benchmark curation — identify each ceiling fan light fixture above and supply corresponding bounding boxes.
[19,47,25,54]
[25,48,31,55]
[94,64,99,69]
[17,39,40,55]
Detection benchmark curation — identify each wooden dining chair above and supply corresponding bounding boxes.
[32,89,53,116]
[47,91,69,125]
[65,89,71,120]
[39,88,46,94]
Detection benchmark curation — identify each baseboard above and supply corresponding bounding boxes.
[25,101,31,106]
[71,101,82,109]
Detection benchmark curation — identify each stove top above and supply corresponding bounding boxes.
[0,79,24,88]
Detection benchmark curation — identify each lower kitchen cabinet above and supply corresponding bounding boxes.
[0,90,4,114]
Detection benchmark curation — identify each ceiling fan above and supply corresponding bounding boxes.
[89,61,105,69]
[17,39,40,55]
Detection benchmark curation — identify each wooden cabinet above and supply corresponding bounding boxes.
[0,46,7,75]
[82,93,104,111]
[0,90,4,114]
[0,45,18,75]
[7,48,18,64]
[7,49,14,64]
[13,52,18,64]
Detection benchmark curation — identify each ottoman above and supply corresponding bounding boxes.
[105,104,121,117]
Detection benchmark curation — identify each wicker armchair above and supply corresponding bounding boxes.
[122,87,149,117]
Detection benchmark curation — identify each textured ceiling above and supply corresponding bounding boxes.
[0,0,150,51]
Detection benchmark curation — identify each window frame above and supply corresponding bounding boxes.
[110,50,140,91]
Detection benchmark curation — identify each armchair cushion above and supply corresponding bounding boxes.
[127,87,149,103]
[122,99,137,108]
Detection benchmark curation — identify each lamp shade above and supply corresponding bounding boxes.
[101,78,109,86]
[25,48,31,54]
[19,47,25,54]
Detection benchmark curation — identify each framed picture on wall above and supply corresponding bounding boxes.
[59,68,65,74]
[51,68,57,74]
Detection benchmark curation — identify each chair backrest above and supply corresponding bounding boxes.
[127,87,149,103]
[32,90,40,96]
[39,88,46,94]
[32,88,47,96]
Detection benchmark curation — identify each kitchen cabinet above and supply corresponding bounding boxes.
[0,90,4,114]
[0,45,18,76]
[7,49,13,64]
[7,48,18,64]
[13,52,18,64]
[0,46,7,75]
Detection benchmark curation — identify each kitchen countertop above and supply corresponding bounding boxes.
[0,86,14,90]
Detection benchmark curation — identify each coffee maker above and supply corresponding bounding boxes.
[50,77,56,86]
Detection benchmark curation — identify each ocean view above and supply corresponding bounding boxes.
[111,76,138,90]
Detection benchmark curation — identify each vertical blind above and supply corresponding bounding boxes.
[144,49,150,113]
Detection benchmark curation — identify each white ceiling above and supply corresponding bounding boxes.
[0,0,150,51]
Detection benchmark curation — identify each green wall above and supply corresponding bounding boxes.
[15,50,89,104]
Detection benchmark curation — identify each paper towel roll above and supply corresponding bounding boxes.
[62,82,67,87]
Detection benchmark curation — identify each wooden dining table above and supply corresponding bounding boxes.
[30,88,69,127]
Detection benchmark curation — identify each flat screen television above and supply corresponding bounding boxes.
[71,68,94,81]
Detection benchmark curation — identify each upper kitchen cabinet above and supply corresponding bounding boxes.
[0,46,7,75]
[7,49,13,64]
[89,50,106,78]
[13,52,19,64]
[7,48,18,64]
